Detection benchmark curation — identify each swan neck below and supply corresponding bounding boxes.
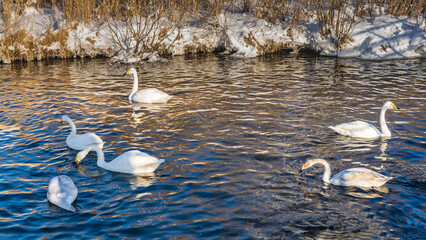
[315,159,332,182]
[65,118,77,138]
[322,164,332,183]
[93,146,106,167]
[380,105,391,136]
[130,73,139,100]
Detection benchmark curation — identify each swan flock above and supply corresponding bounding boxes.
[50,77,400,212]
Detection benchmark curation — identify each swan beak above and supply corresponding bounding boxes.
[122,70,130,76]
[299,164,306,173]
[392,104,399,110]
[75,157,79,164]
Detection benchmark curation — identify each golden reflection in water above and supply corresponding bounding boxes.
[0,189,34,195]
[0,124,22,132]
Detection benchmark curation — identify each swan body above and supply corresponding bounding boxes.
[47,175,78,212]
[300,159,392,187]
[123,67,172,103]
[75,145,165,174]
[61,115,104,151]
[329,101,399,138]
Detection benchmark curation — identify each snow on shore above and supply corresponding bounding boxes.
[0,7,424,63]
[325,16,426,60]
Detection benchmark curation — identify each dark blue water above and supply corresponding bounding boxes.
[0,56,424,239]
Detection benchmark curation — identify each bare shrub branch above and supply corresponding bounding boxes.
[99,0,183,61]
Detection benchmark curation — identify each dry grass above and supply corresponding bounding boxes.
[314,0,359,49]
[386,0,425,18]
[0,27,71,63]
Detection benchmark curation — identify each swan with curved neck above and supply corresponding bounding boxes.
[75,145,165,174]
[47,175,78,212]
[123,67,172,103]
[329,101,399,138]
[61,115,104,151]
[300,159,392,187]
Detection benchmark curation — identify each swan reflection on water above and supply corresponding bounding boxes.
[131,102,171,125]
[107,171,158,191]
[332,136,384,152]
[314,178,391,199]
[330,136,390,170]
[344,186,390,199]
[132,102,171,113]
[128,172,158,190]
[374,142,389,161]
[75,161,158,191]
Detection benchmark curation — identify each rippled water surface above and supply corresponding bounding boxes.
[0,55,424,239]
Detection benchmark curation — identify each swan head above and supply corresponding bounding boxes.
[60,115,71,123]
[299,159,328,173]
[383,101,399,110]
[300,159,314,172]
[75,147,92,163]
[123,67,137,76]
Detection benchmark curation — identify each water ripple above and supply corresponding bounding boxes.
[0,56,424,239]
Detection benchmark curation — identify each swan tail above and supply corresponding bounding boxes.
[62,204,76,212]
[149,159,165,171]
[52,201,76,212]
[135,159,165,173]
[92,141,104,149]
[374,176,393,187]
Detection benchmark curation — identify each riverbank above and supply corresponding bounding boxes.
[0,1,425,63]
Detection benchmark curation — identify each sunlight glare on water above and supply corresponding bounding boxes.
[0,55,424,239]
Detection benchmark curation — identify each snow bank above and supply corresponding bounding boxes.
[1,7,425,63]
[326,16,426,60]
[67,22,117,58]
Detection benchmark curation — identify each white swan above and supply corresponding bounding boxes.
[329,101,399,138]
[61,115,104,151]
[75,145,165,174]
[47,175,78,212]
[300,159,392,187]
[123,67,173,103]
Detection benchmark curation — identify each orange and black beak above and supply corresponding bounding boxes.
[392,103,399,110]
